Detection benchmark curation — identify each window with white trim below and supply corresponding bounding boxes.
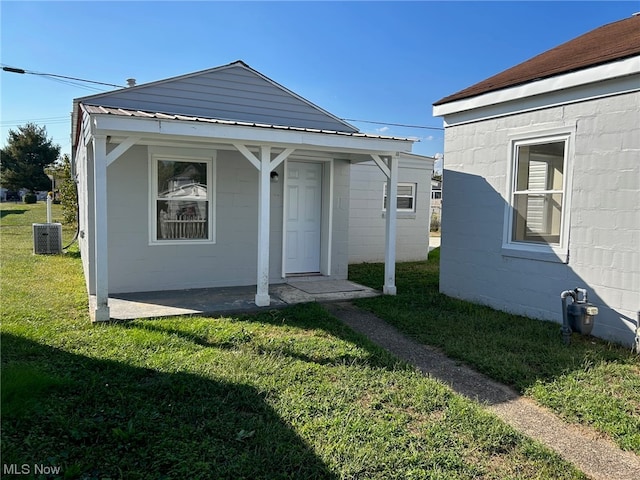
[504,130,572,262]
[383,182,416,212]
[150,153,215,244]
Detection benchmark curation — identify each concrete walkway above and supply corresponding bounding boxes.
[106,279,379,320]
[325,302,640,480]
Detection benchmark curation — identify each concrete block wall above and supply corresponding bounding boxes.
[440,90,639,346]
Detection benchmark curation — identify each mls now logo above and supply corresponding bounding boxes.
[3,464,62,475]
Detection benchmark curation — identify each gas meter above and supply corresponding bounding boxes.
[561,288,598,344]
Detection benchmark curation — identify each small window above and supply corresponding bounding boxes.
[151,154,215,244]
[383,182,416,212]
[503,130,572,262]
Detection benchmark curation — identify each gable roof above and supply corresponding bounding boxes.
[75,60,358,133]
[434,15,640,106]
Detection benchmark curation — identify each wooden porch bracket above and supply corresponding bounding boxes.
[105,136,141,166]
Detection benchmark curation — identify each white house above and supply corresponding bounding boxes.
[72,61,433,321]
[433,15,640,346]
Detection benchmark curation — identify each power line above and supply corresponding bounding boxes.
[2,65,443,132]
[0,115,68,123]
[343,118,444,131]
[1,65,126,89]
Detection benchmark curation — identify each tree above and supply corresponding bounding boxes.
[46,154,78,225]
[1,123,61,193]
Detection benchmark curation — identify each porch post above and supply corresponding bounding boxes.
[383,154,399,295]
[92,134,110,320]
[255,145,271,306]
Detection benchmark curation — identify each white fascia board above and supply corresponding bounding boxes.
[398,152,435,169]
[439,74,640,127]
[355,157,434,170]
[90,114,414,155]
[433,56,640,118]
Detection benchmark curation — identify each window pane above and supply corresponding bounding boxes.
[397,185,413,196]
[397,197,414,210]
[158,161,207,197]
[515,142,564,192]
[157,200,208,240]
[512,193,562,244]
[156,160,209,241]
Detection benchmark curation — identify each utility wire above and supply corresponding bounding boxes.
[42,75,106,93]
[3,65,443,132]
[1,65,126,89]
[343,118,444,131]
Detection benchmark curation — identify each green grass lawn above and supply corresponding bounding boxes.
[349,250,640,455]
[0,202,588,479]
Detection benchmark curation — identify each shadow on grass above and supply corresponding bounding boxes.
[114,303,407,371]
[1,333,338,480]
[349,254,636,392]
[63,249,82,259]
[348,254,640,455]
[0,208,28,219]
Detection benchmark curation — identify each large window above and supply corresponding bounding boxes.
[151,153,215,244]
[383,182,417,212]
[504,130,572,262]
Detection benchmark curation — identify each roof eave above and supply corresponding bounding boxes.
[84,109,415,155]
[433,55,640,118]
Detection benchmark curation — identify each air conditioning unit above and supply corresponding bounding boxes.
[33,223,62,254]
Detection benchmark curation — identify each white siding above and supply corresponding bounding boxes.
[104,146,350,293]
[348,159,432,264]
[75,139,94,295]
[440,90,640,346]
[107,147,267,292]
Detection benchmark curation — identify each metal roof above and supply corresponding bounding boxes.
[81,104,416,142]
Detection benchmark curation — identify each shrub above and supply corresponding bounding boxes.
[23,193,37,204]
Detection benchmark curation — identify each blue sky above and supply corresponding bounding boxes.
[1,0,637,163]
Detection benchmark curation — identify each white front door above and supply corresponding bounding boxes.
[285,162,322,274]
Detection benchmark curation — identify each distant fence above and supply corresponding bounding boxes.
[430,205,441,232]
[160,215,207,239]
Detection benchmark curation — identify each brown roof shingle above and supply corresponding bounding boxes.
[434,15,640,106]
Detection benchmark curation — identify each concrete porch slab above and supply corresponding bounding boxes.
[103,279,379,321]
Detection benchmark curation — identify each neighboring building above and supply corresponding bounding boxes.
[72,61,433,321]
[348,155,434,263]
[430,179,442,231]
[433,16,640,345]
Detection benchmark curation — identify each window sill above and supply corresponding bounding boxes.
[381,212,417,220]
[150,239,216,246]
[501,244,568,263]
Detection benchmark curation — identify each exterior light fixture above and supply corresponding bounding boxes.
[270,171,279,182]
